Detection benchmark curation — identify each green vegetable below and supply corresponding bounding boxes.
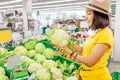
[28,62,43,73]
[0,48,8,58]
[50,67,63,80]
[24,39,36,50]
[68,40,74,50]
[34,54,46,63]
[13,46,27,55]
[0,59,7,65]
[47,28,56,39]
[50,29,70,47]
[36,68,51,80]
[56,60,63,68]
[0,75,9,80]
[43,60,57,69]
[43,48,55,59]
[20,56,35,66]
[0,66,5,75]
[35,43,46,53]
[27,50,36,57]
[61,61,68,72]
[67,63,76,74]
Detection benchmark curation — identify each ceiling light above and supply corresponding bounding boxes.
[32,2,88,9]
[33,5,81,9]
[33,8,84,12]
[0,0,22,6]
[32,0,76,6]
[0,5,22,9]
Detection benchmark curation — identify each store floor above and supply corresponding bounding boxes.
[108,59,120,73]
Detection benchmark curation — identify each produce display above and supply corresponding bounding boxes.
[0,66,9,80]
[0,29,81,80]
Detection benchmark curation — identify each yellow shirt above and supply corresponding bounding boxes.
[80,27,114,80]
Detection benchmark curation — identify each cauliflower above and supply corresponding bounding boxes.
[50,67,63,80]
[27,50,36,57]
[36,68,51,80]
[13,46,27,55]
[50,29,70,47]
[28,62,43,73]
[43,60,57,69]
[34,54,46,63]
[20,56,35,66]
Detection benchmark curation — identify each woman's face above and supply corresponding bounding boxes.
[85,8,94,27]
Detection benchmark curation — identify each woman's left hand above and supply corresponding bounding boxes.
[70,52,78,60]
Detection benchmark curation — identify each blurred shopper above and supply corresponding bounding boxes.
[7,22,12,29]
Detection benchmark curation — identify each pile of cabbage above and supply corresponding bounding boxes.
[27,59,63,80]
[0,36,79,80]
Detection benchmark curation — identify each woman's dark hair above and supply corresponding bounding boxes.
[91,10,110,30]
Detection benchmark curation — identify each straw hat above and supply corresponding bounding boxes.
[84,0,112,16]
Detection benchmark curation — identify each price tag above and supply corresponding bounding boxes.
[7,54,21,69]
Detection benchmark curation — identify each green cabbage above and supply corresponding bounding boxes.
[0,48,8,58]
[20,56,35,66]
[0,66,5,75]
[34,54,46,63]
[43,60,57,69]
[43,48,55,59]
[24,39,36,50]
[27,50,36,57]
[0,75,9,80]
[35,43,46,53]
[47,28,56,39]
[13,46,27,55]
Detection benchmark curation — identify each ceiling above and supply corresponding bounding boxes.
[0,0,116,12]
[0,0,89,12]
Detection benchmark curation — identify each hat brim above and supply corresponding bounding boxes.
[83,5,113,17]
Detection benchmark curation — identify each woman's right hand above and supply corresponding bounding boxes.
[72,43,83,53]
[72,43,79,51]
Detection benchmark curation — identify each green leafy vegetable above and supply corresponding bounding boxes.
[35,43,46,53]
[43,48,55,59]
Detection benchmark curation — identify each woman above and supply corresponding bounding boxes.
[65,0,114,80]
